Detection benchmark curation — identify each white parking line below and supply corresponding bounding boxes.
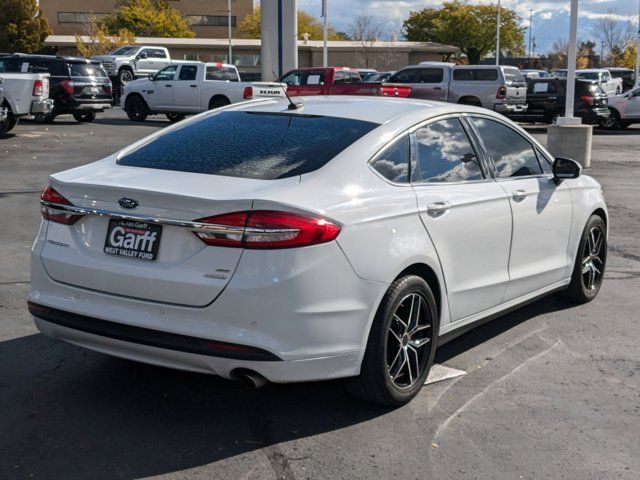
[425,364,466,385]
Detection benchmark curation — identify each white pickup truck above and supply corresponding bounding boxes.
[0,73,53,134]
[122,62,286,122]
[92,46,172,85]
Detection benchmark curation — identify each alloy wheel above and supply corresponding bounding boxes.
[386,293,432,389]
[582,226,605,291]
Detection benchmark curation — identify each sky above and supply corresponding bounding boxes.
[292,0,639,54]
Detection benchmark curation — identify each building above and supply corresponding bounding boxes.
[45,36,460,78]
[39,0,253,38]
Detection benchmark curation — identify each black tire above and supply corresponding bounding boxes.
[562,215,607,304]
[208,96,231,110]
[118,67,134,85]
[616,86,622,95]
[73,111,96,123]
[125,95,148,122]
[346,275,438,407]
[618,120,631,129]
[0,110,18,134]
[599,109,621,130]
[166,113,185,123]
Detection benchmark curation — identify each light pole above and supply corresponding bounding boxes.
[635,0,640,87]
[322,0,328,67]
[528,10,533,68]
[495,0,501,66]
[227,0,232,64]
[562,0,579,123]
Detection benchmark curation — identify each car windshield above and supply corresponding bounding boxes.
[577,72,600,81]
[69,63,108,77]
[118,111,379,179]
[110,47,139,56]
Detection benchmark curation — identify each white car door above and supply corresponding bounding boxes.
[622,88,640,118]
[135,48,156,75]
[468,116,573,301]
[172,65,201,111]
[411,116,512,322]
[147,65,177,109]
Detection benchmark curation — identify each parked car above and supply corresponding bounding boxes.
[92,46,172,85]
[553,69,568,79]
[506,78,610,125]
[279,67,411,97]
[599,86,640,129]
[521,69,551,80]
[605,67,636,92]
[30,96,607,406]
[0,54,112,123]
[357,68,378,81]
[576,69,623,96]
[0,72,53,134]
[122,62,286,122]
[385,63,527,114]
[363,71,395,83]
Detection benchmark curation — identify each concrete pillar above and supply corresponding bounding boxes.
[547,124,593,168]
[261,0,298,81]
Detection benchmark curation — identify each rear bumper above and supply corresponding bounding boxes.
[75,103,112,111]
[494,102,528,113]
[31,99,54,114]
[29,225,386,382]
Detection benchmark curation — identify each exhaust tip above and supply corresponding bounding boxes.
[230,368,268,389]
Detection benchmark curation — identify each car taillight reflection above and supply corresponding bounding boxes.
[194,210,341,249]
[32,80,44,97]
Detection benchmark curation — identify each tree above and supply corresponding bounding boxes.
[591,9,635,62]
[0,0,51,53]
[74,15,136,57]
[239,7,348,40]
[349,15,387,68]
[403,1,525,64]
[102,0,194,38]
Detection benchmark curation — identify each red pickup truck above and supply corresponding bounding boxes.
[280,67,411,98]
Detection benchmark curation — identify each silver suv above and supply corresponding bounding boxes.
[387,63,527,114]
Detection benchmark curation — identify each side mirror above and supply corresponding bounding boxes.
[552,157,581,184]
[137,52,148,59]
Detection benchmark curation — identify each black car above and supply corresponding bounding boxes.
[606,67,636,92]
[0,54,112,122]
[507,78,609,125]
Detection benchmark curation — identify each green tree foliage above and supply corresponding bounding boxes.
[102,0,195,38]
[239,7,349,41]
[403,1,525,64]
[0,0,51,53]
[75,15,137,57]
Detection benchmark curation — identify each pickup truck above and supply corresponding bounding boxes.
[122,62,287,122]
[279,67,411,98]
[92,46,172,85]
[384,63,527,114]
[576,69,624,96]
[0,73,53,134]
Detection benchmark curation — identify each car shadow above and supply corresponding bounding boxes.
[1,294,575,479]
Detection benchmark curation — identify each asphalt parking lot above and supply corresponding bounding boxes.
[1,109,639,480]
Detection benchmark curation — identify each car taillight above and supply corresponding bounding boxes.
[105,83,113,94]
[59,80,75,94]
[496,86,507,99]
[40,186,83,225]
[32,80,44,96]
[243,86,253,100]
[581,95,594,105]
[194,210,341,249]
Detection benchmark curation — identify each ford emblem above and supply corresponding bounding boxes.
[118,197,139,209]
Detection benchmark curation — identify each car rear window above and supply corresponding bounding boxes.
[453,69,499,81]
[503,68,525,84]
[68,63,108,77]
[118,111,379,179]
[205,66,239,81]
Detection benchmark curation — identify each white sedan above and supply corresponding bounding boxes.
[29,96,607,406]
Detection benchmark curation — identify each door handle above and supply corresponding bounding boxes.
[190,84,197,88]
[165,84,172,88]
[433,87,442,90]
[511,190,529,202]
[426,201,451,216]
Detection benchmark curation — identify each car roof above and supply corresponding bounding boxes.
[0,53,98,64]
[230,95,492,125]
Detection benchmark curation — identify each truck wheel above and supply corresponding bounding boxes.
[166,113,185,123]
[118,67,134,85]
[73,112,96,123]
[125,95,148,122]
[0,107,18,134]
[209,96,231,110]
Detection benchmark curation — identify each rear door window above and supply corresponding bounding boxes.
[470,117,543,177]
[419,68,444,83]
[412,118,484,183]
[178,65,198,81]
[118,111,379,180]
